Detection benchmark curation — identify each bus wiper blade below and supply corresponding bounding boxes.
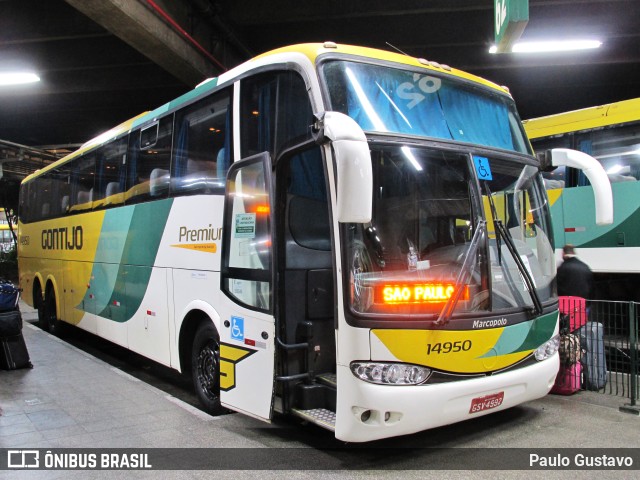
[484,182,502,266]
[483,181,542,314]
[436,220,486,326]
[493,219,543,315]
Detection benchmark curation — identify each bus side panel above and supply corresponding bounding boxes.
[94,262,127,345]
[562,182,640,272]
[154,196,224,272]
[62,260,96,332]
[17,247,39,309]
[127,266,171,365]
[171,268,222,369]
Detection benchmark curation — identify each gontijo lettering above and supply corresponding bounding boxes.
[41,226,83,250]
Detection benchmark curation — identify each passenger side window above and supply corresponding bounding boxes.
[94,137,127,209]
[70,154,96,213]
[286,147,330,251]
[126,116,173,204]
[172,88,232,196]
[240,71,313,159]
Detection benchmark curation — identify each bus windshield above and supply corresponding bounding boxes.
[345,144,555,319]
[322,60,532,154]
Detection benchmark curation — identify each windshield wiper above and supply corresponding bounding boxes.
[484,182,502,266]
[483,181,543,315]
[436,220,486,326]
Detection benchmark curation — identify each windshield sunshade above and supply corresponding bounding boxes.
[323,60,531,154]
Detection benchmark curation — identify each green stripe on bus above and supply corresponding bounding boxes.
[100,199,173,322]
[478,310,557,357]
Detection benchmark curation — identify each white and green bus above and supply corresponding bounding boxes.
[18,43,612,442]
[524,98,640,301]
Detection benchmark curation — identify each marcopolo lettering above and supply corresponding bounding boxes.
[472,317,508,329]
[41,226,83,250]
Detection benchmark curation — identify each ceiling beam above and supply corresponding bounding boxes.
[64,0,219,87]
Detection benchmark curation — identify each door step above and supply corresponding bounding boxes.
[291,408,336,431]
[316,372,336,387]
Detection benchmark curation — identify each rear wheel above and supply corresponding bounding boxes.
[34,284,48,331]
[191,322,224,415]
[44,287,63,335]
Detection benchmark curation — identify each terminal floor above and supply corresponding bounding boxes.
[1,302,639,479]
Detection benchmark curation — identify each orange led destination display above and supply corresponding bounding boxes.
[376,282,469,305]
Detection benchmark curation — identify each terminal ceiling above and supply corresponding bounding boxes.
[1,0,639,173]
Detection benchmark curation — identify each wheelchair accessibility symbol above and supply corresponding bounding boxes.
[473,156,493,180]
[231,316,244,341]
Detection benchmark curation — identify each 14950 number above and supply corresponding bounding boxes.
[426,340,472,355]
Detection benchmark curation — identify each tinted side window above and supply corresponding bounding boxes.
[69,154,96,213]
[94,137,127,209]
[126,116,173,204]
[240,71,313,159]
[172,88,232,196]
[286,147,330,251]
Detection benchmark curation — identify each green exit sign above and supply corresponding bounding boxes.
[494,0,529,53]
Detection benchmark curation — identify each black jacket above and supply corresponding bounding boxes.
[557,256,593,299]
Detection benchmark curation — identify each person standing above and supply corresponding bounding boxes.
[557,244,593,298]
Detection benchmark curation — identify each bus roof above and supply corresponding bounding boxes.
[251,43,510,94]
[23,42,511,184]
[523,97,640,139]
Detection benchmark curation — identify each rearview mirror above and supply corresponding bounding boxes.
[317,111,372,223]
[548,148,613,225]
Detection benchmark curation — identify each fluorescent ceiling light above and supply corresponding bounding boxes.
[489,40,602,54]
[0,72,41,86]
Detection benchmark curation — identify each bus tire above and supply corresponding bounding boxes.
[44,287,63,336]
[191,321,224,415]
[34,283,48,331]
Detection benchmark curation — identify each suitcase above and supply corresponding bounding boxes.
[0,332,33,370]
[0,310,23,337]
[551,361,581,395]
[558,296,587,332]
[551,333,582,395]
[579,321,607,391]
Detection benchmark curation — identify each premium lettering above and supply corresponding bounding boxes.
[178,225,222,243]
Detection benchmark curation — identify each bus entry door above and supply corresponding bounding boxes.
[219,152,275,421]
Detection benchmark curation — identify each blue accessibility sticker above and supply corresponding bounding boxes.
[473,156,493,181]
[230,316,244,341]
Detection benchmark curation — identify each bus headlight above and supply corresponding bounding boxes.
[534,335,560,361]
[350,362,431,385]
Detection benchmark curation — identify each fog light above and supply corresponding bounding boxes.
[350,362,431,385]
[534,335,560,361]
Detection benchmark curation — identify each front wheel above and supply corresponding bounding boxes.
[191,322,225,415]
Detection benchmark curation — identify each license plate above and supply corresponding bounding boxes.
[469,392,504,414]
